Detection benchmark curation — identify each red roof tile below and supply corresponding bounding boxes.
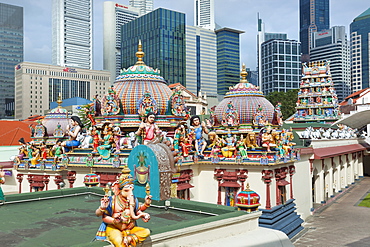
[0,121,33,146]
[313,144,365,159]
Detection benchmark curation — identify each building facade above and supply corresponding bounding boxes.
[14,62,110,119]
[103,2,139,83]
[121,8,186,86]
[0,3,23,118]
[129,0,153,16]
[310,26,351,102]
[260,39,301,95]
[185,26,217,96]
[299,0,329,59]
[257,17,288,89]
[52,0,93,69]
[350,8,370,92]
[216,27,244,95]
[194,0,215,31]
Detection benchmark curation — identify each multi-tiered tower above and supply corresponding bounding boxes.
[294,61,340,123]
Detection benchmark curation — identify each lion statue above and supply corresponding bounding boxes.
[244,132,259,148]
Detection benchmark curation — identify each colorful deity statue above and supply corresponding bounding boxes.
[236,135,248,159]
[101,86,120,116]
[97,124,114,160]
[170,86,187,117]
[95,166,151,247]
[0,166,5,203]
[222,101,239,127]
[272,102,283,126]
[136,112,161,145]
[137,91,158,118]
[173,124,185,152]
[53,123,65,137]
[113,126,123,154]
[91,126,101,153]
[62,116,84,152]
[189,115,209,159]
[221,132,236,158]
[14,138,27,165]
[261,126,276,152]
[52,139,65,163]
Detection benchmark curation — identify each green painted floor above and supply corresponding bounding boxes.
[0,194,211,247]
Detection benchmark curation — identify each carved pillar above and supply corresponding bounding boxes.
[288,165,295,199]
[54,175,63,189]
[214,169,224,205]
[43,175,50,191]
[16,174,24,194]
[262,169,273,210]
[67,171,77,188]
[27,175,33,192]
[237,169,248,190]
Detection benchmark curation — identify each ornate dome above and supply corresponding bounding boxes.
[215,64,274,125]
[42,95,69,136]
[113,41,172,115]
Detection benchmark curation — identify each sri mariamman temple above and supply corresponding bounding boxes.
[1,43,368,246]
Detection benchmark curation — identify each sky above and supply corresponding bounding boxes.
[1,0,369,71]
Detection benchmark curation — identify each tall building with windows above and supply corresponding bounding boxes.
[257,17,287,89]
[194,0,215,31]
[186,26,217,96]
[14,62,110,119]
[103,2,139,83]
[121,8,186,86]
[52,0,92,69]
[350,8,370,92]
[310,26,350,101]
[216,28,244,95]
[299,0,329,59]
[260,39,301,95]
[0,3,23,118]
[129,0,153,16]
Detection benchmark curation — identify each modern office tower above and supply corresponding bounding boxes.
[14,62,110,119]
[0,3,23,119]
[194,0,215,30]
[186,26,217,96]
[260,39,301,95]
[216,28,244,95]
[350,8,370,92]
[310,26,351,101]
[257,16,288,89]
[299,0,329,59]
[129,0,153,16]
[246,69,258,87]
[121,8,186,86]
[52,0,93,69]
[103,2,139,83]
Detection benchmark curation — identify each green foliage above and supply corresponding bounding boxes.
[77,104,92,129]
[358,193,370,208]
[266,89,299,120]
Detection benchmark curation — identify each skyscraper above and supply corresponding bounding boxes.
[299,0,329,59]
[121,8,186,85]
[103,2,139,83]
[186,26,217,96]
[216,27,244,95]
[194,0,215,30]
[52,0,92,69]
[260,39,301,95]
[310,26,351,101]
[257,16,288,89]
[129,0,153,16]
[350,8,370,92]
[0,3,23,118]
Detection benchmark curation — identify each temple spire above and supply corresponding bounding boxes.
[57,92,63,108]
[135,40,146,66]
[240,63,249,83]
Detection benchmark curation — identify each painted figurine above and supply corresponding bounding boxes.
[189,115,209,159]
[62,116,84,151]
[136,112,161,145]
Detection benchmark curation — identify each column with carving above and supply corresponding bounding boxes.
[54,175,63,189]
[67,171,76,188]
[288,165,295,199]
[237,169,248,190]
[27,175,33,192]
[214,169,224,205]
[16,174,24,194]
[43,175,50,191]
[261,170,273,209]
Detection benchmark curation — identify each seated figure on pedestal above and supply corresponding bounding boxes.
[62,116,84,152]
[95,166,151,247]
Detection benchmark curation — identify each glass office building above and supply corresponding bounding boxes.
[350,8,370,92]
[216,27,244,95]
[260,39,301,95]
[310,26,351,101]
[121,8,186,85]
[299,0,329,57]
[0,3,23,118]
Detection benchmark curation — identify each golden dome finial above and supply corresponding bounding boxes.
[57,92,63,107]
[135,39,145,65]
[240,63,248,83]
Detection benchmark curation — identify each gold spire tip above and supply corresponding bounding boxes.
[135,39,145,65]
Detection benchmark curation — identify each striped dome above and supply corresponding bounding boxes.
[215,65,274,124]
[113,41,172,115]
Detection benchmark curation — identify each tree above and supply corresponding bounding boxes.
[266,89,299,120]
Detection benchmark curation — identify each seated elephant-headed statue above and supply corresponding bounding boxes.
[244,132,258,149]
